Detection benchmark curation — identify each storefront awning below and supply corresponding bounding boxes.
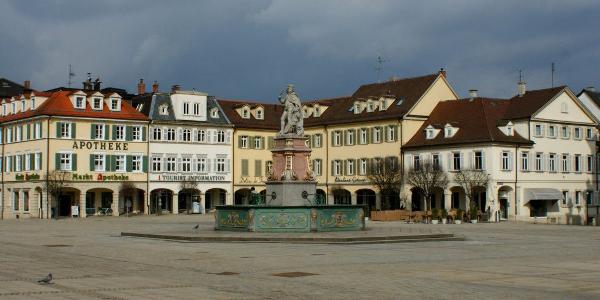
[524,188,563,204]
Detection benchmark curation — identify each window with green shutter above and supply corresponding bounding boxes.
[126,126,133,141]
[141,126,147,141]
[71,123,76,139]
[26,124,31,140]
[142,156,148,172]
[89,154,95,171]
[55,153,60,170]
[55,122,62,138]
[241,159,249,176]
[126,155,133,172]
[255,160,262,177]
[71,153,77,171]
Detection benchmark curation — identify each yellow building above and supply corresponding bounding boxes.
[0,88,149,219]
[218,71,458,213]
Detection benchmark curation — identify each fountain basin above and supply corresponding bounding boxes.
[215,205,366,232]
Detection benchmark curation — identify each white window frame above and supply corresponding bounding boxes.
[561,154,570,173]
[182,129,191,142]
[373,127,381,143]
[333,131,342,146]
[110,99,120,111]
[359,128,367,144]
[75,96,85,109]
[183,102,190,115]
[254,136,262,149]
[535,153,543,172]
[132,126,142,141]
[92,98,103,110]
[474,151,484,170]
[34,152,41,170]
[333,160,342,176]
[561,126,570,139]
[193,103,200,116]
[387,125,395,141]
[574,127,582,140]
[346,130,354,145]
[452,152,461,171]
[59,152,72,171]
[314,134,322,148]
[217,130,226,143]
[95,124,105,140]
[586,155,593,173]
[574,154,582,173]
[197,157,207,173]
[241,136,248,148]
[152,156,162,172]
[346,159,355,175]
[60,123,72,139]
[313,159,322,176]
[132,155,142,172]
[521,152,529,171]
[94,154,106,172]
[166,156,176,172]
[115,125,125,141]
[501,151,511,171]
[165,128,175,141]
[359,158,367,175]
[181,157,192,172]
[216,158,226,173]
[115,155,126,172]
[534,124,544,137]
[15,154,22,172]
[196,130,206,142]
[548,153,557,172]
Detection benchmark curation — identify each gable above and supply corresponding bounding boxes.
[407,75,459,116]
[533,90,595,124]
[577,92,600,123]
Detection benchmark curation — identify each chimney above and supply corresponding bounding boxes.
[468,89,478,100]
[152,81,159,93]
[586,86,596,92]
[171,84,181,93]
[438,68,446,77]
[93,78,102,91]
[23,80,31,89]
[83,73,92,90]
[518,80,526,97]
[137,79,146,95]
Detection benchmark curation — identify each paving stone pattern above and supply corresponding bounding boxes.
[0,215,599,299]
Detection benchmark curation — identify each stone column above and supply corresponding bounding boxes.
[351,191,357,205]
[172,193,179,214]
[226,192,233,205]
[327,192,335,205]
[79,192,87,218]
[112,192,120,216]
[199,192,205,214]
[375,192,382,210]
[444,191,451,211]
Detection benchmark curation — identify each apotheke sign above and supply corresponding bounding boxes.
[72,141,128,151]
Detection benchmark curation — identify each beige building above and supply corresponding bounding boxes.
[218,71,458,213]
[0,88,149,220]
[404,84,598,224]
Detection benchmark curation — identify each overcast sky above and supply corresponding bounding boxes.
[1,0,599,101]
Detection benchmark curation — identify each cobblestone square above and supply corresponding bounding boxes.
[0,215,599,299]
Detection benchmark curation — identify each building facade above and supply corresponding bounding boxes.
[219,71,459,214]
[1,88,149,219]
[132,87,233,214]
[404,85,598,224]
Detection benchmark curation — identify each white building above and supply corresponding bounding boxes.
[133,86,233,214]
[403,84,598,225]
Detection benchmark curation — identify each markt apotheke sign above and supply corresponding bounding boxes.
[72,141,128,151]
[72,173,130,181]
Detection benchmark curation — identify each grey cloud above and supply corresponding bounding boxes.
[1,0,599,101]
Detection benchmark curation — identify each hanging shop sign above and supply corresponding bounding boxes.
[15,173,41,181]
[72,173,130,181]
[72,141,128,151]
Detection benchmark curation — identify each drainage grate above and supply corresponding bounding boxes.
[209,272,239,276]
[43,244,73,248]
[272,272,318,278]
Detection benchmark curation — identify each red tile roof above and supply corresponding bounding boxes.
[404,98,533,148]
[0,90,148,123]
[503,86,566,119]
[217,99,282,130]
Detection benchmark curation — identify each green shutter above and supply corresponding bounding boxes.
[111,155,117,171]
[238,136,242,148]
[142,156,148,172]
[141,126,147,141]
[249,136,255,148]
[55,153,60,170]
[26,124,30,140]
[39,153,42,170]
[331,160,335,175]
[126,126,133,141]
[105,125,109,140]
[331,132,335,146]
[28,154,34,170]
[20,154,25,170]
[126,155,133,172]
[111,125,117,140]
[56,122,62,138]
[90,154,95,171]
[91,124,96,139]
[71,123,76,139]
[71,153,77,171]
[268,136,274,149]
[241,159,248,176]
[394,125,399,142]
[365,128,370,144]
[255,160,262,177]
[261,137,266,149]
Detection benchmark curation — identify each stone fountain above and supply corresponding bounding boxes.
[215,85,366,232]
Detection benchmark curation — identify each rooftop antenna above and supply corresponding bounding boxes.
[67,64,76,88]
[551,62,555,87]
[375,55,387,83]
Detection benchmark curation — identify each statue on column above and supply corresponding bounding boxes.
[278,84,304,136]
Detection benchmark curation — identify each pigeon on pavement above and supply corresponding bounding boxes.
[38,273,53,284]
[193,224,199,230]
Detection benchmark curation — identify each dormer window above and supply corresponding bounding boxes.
[136,103,144,111]
[256,108,263,119]
[426,128,435,139]
[21,100,25,111]
[396,97,404,106]
[242,108,249,119]
[367,101,374,112]
[210,107,219,118]
[92,98,103,110]
[2,104,6,115]
[12,102,16,113]
[159,104,169,115]
[444,124,457,138]
[314,106,321,117]
[507,126,514,136]
[354,102,360,114]
[445,128,452,137]
[30,97,36,110]
[110,98,121,111]
[75,96,85,109]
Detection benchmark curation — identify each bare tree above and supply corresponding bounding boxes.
[405,160,449,212]
[453,168,490,209]
[43,171,70,219]
[367,157,402,210]
[179,179,199,214]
